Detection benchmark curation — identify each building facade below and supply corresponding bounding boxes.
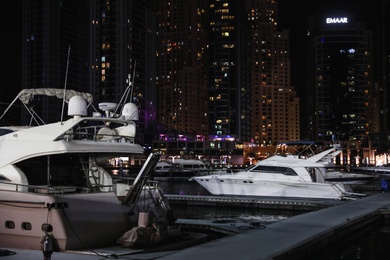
[306,14,373,144]
[89,0,156,145]
[21,0,89,124]
[153,0,209,137]
[21,0,155,144]
[247,0,299,146]
[372,0,390,134]
[208,0,251,142]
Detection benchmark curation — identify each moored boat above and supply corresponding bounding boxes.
[152,158,212,181]
[193,147,366,200]
[0,88,177,251]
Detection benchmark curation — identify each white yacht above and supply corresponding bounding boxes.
[193,147,365,200]
[274,141,374,185]
[0,88,176,251]
[153,158,212,181]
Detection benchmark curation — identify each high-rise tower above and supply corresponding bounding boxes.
[22,0,88,124]
[373,0,390,133]
[306,14,372,144]
[247,0,299,145]
[153,0,209,136]
[209,0,251,142]
[89,0,156,144]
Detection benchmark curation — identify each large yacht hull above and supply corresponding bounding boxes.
[0,190,137,251]
[194,176,346,200]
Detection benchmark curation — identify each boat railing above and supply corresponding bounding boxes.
[63,124,135,143]
[0,180,114,194]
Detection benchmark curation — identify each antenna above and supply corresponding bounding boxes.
[129,60,136,102]
[114,60,136,115]
[60,45,71,123]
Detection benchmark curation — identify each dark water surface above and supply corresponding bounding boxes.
[156,181,297,224]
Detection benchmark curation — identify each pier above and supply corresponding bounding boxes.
[2,192,390,259]
[161,192,390,259]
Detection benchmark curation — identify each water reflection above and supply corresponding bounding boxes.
[171,204,295,224]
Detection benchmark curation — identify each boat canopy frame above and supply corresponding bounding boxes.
[0,88,94,125]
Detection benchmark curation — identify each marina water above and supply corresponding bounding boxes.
[157,180,297,224]
[112,169,390,259]
[157,180,390,259]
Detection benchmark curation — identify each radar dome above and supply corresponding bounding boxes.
[122,103,138,120]
[68,96,87,116]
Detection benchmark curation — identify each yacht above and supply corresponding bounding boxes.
[320,168,375,185]
[153,158,212,181]
[275,141,374,185]
[0,88,176,251]
[193,147,366,200]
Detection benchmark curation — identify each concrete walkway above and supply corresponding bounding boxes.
[160,193,390,260]
[2,193,390,259]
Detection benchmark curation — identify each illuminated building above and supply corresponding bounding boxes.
[373,0,390,133]
[22,0,88,124]
[247,0,299,145]
[209,0,251,142]
[153,0,209,136]
[306,13,372,144]
[22,0,155,145]
[89,0,156,144]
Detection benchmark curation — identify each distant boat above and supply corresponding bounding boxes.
[153,158,213,181]
[193,147,366,200]
[351,166,390,180]
[321,169,375,185]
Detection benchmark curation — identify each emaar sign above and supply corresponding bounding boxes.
[326,17,348,24]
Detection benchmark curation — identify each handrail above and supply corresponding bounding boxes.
[0,181,113,194]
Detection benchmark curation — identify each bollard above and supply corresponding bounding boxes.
[381,179,389,192]
[43,235,54,260]
[41,224,54,260]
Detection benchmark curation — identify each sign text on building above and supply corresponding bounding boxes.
[326,17,348,24]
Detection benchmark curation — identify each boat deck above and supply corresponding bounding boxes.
[2,192,390,259]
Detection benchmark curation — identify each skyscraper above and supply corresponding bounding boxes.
[247,0,299,145]
[373,0,390,133]
[22,0,88,124]
[306,13,372,146]
[22,0,155,144]
[153,0,209,136]
[209,0,251,142]
[89,0,156,144]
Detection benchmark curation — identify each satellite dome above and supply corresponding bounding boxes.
[122,103,138,120]
[68,96,87,116]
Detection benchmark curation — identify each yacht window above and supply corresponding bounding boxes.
[21,222,32,230]
[0,129,14,136]
[16,154,89,187]
[250,165,297,175]
[5,221,15,229]
[0,175,10,181]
